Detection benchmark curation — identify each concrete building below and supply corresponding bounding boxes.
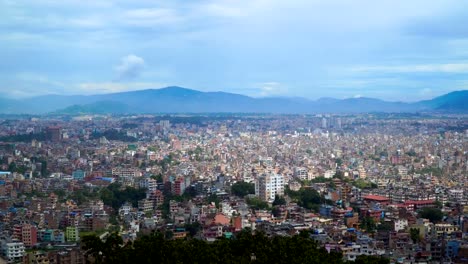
[173,178,186,196]
[72,170,86,181]
[46,126,61,142]
[1,239,25,263]
[255,172,284,202]
[21,224,37,247]
[294,167,309,181]
[322,118,327,129]
[65,226,79,242]
[140,178,157,193]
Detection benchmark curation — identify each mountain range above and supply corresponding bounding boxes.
[0,87,466,115]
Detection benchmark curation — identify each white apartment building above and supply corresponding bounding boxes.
[394,219,408,232]
[294,167,309,181]
[255,172,284,202]
[1,240,25,263]
[448,189,464,201]
[140,178,158,193]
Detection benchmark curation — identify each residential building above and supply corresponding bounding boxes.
[255,172,284,202]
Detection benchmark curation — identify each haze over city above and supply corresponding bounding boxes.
[2,0,468,101]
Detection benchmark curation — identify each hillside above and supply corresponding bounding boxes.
[1,87,466,114]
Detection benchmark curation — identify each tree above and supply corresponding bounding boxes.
[184,222,201,237]
[206,194,220,208]
[150,174,163,183]
[53,189,66,199]
[272,195,286,206]
[376,221,393,232]
[246,197,269,210]
[298,188,321,211]
[410,228,421,244]
[433,200,443,209]
[352,179,377,189]
[272,207,282,218]
[164,230,174,240]
[418,208,443,223]
[231,181,255,197]
[286,187,323,212]
[8,162,17,173]
[335,158,343,166]
[100,183,146,210]
[81,230,360,264]
[182,186,198,199]
[360,217,376,233]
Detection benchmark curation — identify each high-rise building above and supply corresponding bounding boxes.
[46,126,62,142]
[336,117,342,129]
[12,224,37,247]
[173,178,186,196]
[255,172,284,202]
[21,224,37,247]
[358,165,367,179]
[321,118,327,129]
[140,178,158,193]
[159,120,170,130]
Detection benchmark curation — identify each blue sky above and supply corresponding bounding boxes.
[1,0,468,101]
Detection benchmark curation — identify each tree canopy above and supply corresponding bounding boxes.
[82,230,390,264]
[231,181,255,197]
[272,195,286,206]
[100,183,146,210]
[246,197,269,210]
[418,207,443,223]
[287,187,322,211]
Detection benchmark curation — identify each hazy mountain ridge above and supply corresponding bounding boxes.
[0,87,466,114]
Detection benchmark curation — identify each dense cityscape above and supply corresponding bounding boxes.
[3,0,468,263]
[0,113,465,263]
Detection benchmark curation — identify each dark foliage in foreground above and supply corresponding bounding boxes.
[82,231,389,264]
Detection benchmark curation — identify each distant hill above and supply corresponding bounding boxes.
[416,90,468,112]
[0,87,466,114]
[54,101,130,115]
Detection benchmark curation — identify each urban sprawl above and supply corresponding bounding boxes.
[0,114,466,263]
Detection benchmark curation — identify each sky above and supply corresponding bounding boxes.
[1,0,468,101]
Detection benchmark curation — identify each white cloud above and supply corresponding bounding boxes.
[351,63,468,73]
[251,82,288,97]
[123,8,182,27]
[115,54,145,80]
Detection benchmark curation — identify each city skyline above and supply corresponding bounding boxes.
[2,0,468,101]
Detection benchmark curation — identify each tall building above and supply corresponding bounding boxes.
[321,118,327,129]
[46,126,62,142]
[358,165,367,179]
[336,117,342,129]
[65,226,79,242]
[12,224,38,247]
[159,120,170,130]
[140,178,158,193]
[255,172,284,202]
[21,224,37,247]
[294,167,309,181]
[173,178,186,196]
